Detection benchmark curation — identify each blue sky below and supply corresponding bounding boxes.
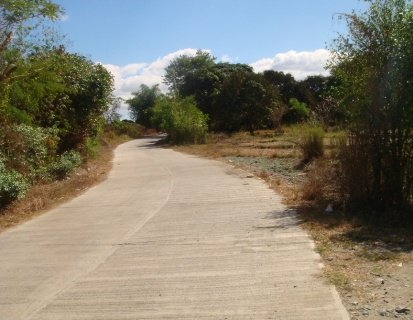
[54,0,367,115]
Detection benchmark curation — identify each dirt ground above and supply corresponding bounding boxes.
[175,130,413,320]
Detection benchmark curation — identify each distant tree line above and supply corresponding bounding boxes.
[128,51,341,137]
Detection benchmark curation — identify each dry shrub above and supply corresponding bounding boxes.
[206,133,229,143]
[336,134,371,209]
[299,124,325,163]
[301,158,342,207]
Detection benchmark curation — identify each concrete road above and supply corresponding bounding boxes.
[0,138,349,320]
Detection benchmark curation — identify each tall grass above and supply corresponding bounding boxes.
[290,123,325,164]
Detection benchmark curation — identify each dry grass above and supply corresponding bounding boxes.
[175,130,300,158]
[0,134,131,233]
[300,208,413,308]
[300,158,342,206]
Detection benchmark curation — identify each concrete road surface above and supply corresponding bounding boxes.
[0,138,349,320]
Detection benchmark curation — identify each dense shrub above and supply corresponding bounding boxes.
[14,124,59,180]
[152,97,208,144]
[0,124,59,181]
[284,98,310,123]
[49,150,82,179]
[111,120,144,138]
[0,157,28,206]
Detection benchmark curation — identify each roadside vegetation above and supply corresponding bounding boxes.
[0,0,142,229]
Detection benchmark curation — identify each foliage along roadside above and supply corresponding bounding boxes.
[152,96,208,144]
[328,0,413,218]
[0,0,136,208]
[0,124,143,232]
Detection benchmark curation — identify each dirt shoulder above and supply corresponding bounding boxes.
[174,131,413,320]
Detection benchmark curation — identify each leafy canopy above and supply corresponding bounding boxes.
[127,84,161,127]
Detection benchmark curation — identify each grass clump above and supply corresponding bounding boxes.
[299,123,325,163]
[289,123,325,164]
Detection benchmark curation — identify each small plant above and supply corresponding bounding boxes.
[84,137,100,159]
[49,150,82,179]
[326,270,351,291]
[298,123,325,163]
[0,157,28,206]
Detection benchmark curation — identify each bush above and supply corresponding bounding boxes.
[292,123,325,163]
[152,97,208,144]
[49,150,82,179]
[111,120,144,138]
[0,124,59,182]
[284,98,310,123]
[15,124,52,164]
[84,137,100,159]
[0,157,28,206]
[301,158,341,206]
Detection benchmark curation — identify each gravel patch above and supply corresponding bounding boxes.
[226,156,306,184]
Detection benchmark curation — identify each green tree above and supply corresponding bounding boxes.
[163,54,283,133]
[263,71,309,106]
[3,48,66,124]
[127,84,161,127]
[330,0,413,214]
[174,62,256,128]
[152,96,208,144]
[163,50,215,97]
[286,98,309,123]
[4,49,114,150]
[214,71,282,133]
[47,51,114,150]
[0,0,62,83]
[301,75,345,126]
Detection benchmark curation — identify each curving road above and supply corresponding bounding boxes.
[0,138,349,320]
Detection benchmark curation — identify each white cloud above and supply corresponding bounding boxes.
[250,49,331,80]
[118,63,147,77]
[220,54,239,63]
